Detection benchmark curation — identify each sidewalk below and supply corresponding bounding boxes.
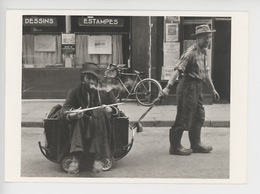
[21,100,230,128]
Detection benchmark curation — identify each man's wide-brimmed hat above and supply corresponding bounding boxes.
[191,24,216,37]
[81,62,102,80]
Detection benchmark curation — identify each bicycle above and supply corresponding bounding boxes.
[103,64,162,106]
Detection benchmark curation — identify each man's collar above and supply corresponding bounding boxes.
[194,43,206,54]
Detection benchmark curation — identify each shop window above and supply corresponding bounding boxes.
[75,34,123,67]
[22,34,62,68]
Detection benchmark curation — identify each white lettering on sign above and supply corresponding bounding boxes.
[23,17,56,26]
[83,18,119,25]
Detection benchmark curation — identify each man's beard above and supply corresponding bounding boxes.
[89,84,97,90]
[84,82,97,91]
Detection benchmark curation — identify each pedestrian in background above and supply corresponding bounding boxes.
[159,24,220,156]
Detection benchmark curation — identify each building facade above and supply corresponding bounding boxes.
[22,15,231,104]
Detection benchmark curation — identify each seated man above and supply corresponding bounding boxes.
[59,62,119,174]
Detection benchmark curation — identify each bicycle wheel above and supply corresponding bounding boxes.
[134,78,162,106]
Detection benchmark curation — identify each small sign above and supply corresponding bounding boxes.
[166,23,179,41]
[23,17,57,26]
[165,16,180,23]
[79,17,124,27]
[62,45,75,54]
[62,34,75,45]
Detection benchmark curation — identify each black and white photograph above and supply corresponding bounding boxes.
[4,10,247,184]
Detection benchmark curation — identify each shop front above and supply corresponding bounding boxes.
[22,15,231,104]
[22,15,131,99]
[156,16,231,104]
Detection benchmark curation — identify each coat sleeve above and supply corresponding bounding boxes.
[105,91,119,116]
[59,88,77,120]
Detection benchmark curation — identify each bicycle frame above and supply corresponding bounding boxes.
[116,72,142,98]
[105,64,162,106]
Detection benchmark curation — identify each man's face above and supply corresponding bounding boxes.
[83,73,98,89]
[197,33,212,49]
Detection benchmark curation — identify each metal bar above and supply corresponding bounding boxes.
[120,73,138,76]
[136,97,160,122]
[65,102,124,114]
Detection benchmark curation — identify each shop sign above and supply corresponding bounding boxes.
[23,17,57,26]
[166,23,179,41]
[78,17,124,27]
[62,45,75,54]
[62,34,76,54]
[165,16,180,23]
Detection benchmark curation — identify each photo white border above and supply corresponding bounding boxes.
[5,10,247,184]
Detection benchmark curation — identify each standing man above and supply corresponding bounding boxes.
[159,25,220,156]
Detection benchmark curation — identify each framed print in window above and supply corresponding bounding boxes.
[88,35,112,54]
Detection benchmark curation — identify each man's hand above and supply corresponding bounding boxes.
[213,89,220,101]
[101,105,113,113]
[66,107,84,120]
[67,111,84,120]
[158,87,170,98]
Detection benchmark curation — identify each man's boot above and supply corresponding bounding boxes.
[68,154,80,174]
[189,127,213,153]
[169,128,192,155]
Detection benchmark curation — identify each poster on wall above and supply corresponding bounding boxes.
[162,66,175,80]
[61,33,76,55]
[163,42,180,79]
[166,23,179,41]
[34,35,56,52]
[164,42,180,59]
[165,16,180,23]
[88,35,112,54]
[62,33,75,44]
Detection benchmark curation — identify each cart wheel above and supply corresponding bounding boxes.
[60,155,73,173]
[101,157,115,171]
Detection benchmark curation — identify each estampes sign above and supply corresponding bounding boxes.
[23,17,57,26]
[78,17,124,27]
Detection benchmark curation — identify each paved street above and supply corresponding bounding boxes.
[21,127,229,179]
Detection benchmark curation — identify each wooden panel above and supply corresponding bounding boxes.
[154,17,164,80]
[22,68,81,99]
[130,17,149,76]
[212,20,231,102]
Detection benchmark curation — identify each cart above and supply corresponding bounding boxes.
[38,98,159,173]
[38,105,136,172]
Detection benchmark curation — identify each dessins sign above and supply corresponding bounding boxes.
[23,17,57,26]
[79,17,124,27]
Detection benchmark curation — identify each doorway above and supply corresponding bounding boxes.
[212,19,231,103]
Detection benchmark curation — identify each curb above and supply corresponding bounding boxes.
[21,120,230,128]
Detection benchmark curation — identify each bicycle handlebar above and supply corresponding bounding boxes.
[108,63,127,69]
[105,64,130,77]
